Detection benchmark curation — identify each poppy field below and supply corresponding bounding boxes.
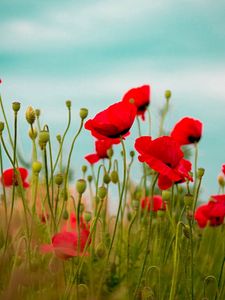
[0,84,224,300]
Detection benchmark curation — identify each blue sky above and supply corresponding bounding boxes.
[1,0,225,203]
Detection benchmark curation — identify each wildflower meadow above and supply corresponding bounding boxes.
[0,84,224,300]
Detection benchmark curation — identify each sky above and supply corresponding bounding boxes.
[0,0,225,204]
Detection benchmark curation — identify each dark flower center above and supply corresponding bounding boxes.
[188,135,201,143]
[138,102,149,112]
[107,128,130,138]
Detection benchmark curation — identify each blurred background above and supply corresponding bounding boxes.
[1,0,225,206]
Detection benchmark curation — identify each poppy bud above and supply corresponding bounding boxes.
[164,90,172,100]
[184,194,194,208]
[103,173,111,184]
[162,190,171,202]
[80,108,88,120]
[87,175,92,183]
[183,225,190,239]
[65,100,71,109]
[54,173,63,186]
[110,171,119,184]
[197,168,205,179]
[186,210,193,220]
[107,147,113,158]
[25,106,36,125]
[76,179,87,194]
[38,130,50,148]
[218,174,225,187]
[35,109,41,117]
[12,102,21,112]
[96,243,106,258]
[63,209,69,220]
[97,186,107,199]
[29,128,38,140]
[84,211,92,222]
[56,134,61,143]
[81,165,87,173]
[130,150,135,157]
[32,161,42,173]
[132,200,139,210]
[0,122,4,134]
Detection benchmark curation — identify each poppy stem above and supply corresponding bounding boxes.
[43,147,56,231]
[63,119,84,202]
[158,98,169,136]
[133,173,158,299]
[0,143,8,226]
[169,221,186,300]
[127,210,137,289]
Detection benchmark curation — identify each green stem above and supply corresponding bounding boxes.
[0,143,8,226]
[127,211,137,285]
[133,174,158,299]
[169,221,186,300]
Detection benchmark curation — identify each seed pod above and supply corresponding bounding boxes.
[12,102,21,112]
[97,186,107,199]
[184,194,194,208]
[165,90,172,100]
[110,171,119,184]
[65,100,71,109]
[79,108,88,120]
[197,168,205,179]
[96,243,106,258]
[162,190,171,202]
[32,161,42,173]
[76,179,87,194]
[35,109,41,117]
[54,173,64,186]
[103,173,111,184]
[82,165,87,173]
[84,211,92,222]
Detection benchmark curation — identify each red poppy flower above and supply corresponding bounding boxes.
[1,167,29,188]
[135,136,192,190]
[195,196,225,228]
[85,139,116,164]
[222,164,225,175]
[141,195,166,212]
[85,101,137,141]
[170,117,203,145]
[122,85,150,120]
[40,231,90,260]
[41,213,91,260]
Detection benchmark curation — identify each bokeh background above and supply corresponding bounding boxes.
[1,0,225,205]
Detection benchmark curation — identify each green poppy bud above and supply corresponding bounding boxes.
[103,173,111,184]
[96,243,106,258]
[56,134,61,143]
[35,109,41,117]
[110,171,119,184]
[97,186,107,199]
[12,102,21,112]
[165,90,172,100]
[29,128,38,140]
[130,150,135,157]
[32,161,42,173]
[184,194,194,207]
[107,148,113,158]
[65,100,71,109]
[197,168,205,179]
[162,190,171,202]
[79,108,88,120]
[81,165,87,173]
[25,106,36,125]
[84,211,92,222]
[54,173,64,186]
[87,175,93,183]
[218,174,225,187]
[76,179,87,194]
[39,130,49,147]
